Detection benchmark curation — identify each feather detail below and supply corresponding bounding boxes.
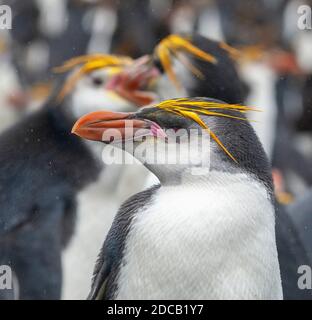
[166,35,217,64]
[155,98,259,162]
[154,34,217,88]
[53,54,132,73]
[156,43,180,88]
[179,110,237,163]
[53,54,132,101]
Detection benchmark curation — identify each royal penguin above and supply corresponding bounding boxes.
[72,97,283,300]
[105,34,245,106]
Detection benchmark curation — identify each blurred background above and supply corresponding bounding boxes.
[0,0,312,299]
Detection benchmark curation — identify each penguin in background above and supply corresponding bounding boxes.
[105,34,245,107]
[54,55,153,299]
[72,97,283,300]
[0,53,136,300]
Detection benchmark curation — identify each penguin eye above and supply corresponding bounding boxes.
[92,77,104,87]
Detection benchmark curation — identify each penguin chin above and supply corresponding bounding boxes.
[127,129,212,178]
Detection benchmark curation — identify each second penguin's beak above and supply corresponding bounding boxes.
[105,55,160,107]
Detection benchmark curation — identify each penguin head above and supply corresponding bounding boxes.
[53,54,136,119]
[72,97,272,189]
[105,34,245,106]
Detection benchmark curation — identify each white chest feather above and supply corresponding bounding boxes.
[115,172,282,300]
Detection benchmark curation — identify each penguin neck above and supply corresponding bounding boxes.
[153,167,242,189]
[146,165,212,187]
[158,170,259,193]
[143,150,237,188]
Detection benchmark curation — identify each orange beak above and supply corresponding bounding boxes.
[71,110,166,143]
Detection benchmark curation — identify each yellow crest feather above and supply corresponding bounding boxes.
[53,54,133,101]
[53,54,132,73]
[154,35,217,88]
[155,98,260,162]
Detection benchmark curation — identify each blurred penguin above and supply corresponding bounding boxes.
[0,54,139,299]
